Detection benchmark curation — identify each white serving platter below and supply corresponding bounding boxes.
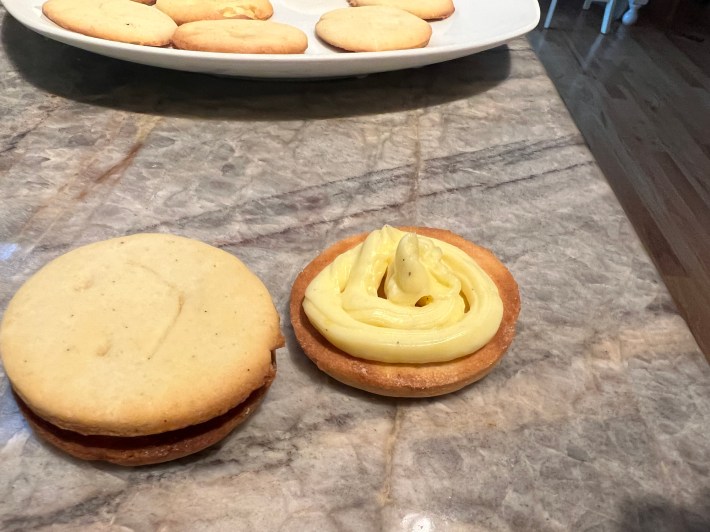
[1,0,540,78]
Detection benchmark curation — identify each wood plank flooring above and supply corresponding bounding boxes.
[528,1,710,359]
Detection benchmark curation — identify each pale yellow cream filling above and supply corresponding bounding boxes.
[303,226,504,363]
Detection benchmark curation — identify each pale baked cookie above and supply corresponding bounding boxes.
[316,6,432,52]
[42,0,177,47]
[348,0,455,20]
[0,234,283,465]
[290,227,521,397]
[173,20,308,54]
[155,0,273,25]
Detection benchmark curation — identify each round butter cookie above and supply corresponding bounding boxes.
[42,0,177,47]
[316,6,432,52]
[155,0,273,26]
[348,0,455,20]
[0,234,283,465]
[172,19,308,54]
[290,227,520,397]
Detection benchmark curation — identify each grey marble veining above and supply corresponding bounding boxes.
[1,9,709,532]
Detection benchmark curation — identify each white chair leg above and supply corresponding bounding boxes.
[543,0,559,28]
[583,0,594,10]
[601,0,616,33]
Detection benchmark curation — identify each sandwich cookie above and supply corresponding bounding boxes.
[0,234,283,465]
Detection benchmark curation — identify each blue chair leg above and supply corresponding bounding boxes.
[544,0,559,28]
[601,0,616,33]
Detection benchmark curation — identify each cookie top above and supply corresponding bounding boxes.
[290,227,520,397]
[348,0,455,20]
[0,234,283,436]
[172,19,308,54]
[316,6,432,52]
[155,0,273,26]
[42,0,177,47]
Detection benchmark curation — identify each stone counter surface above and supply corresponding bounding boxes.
[1,9,709,532]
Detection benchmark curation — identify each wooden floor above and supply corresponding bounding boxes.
[528,1,710,358]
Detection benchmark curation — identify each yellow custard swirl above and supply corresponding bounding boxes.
[303,226,504,363]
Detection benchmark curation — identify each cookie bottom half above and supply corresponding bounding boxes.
[15,356,276,466]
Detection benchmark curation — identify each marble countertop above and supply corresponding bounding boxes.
[1,9,709,532]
